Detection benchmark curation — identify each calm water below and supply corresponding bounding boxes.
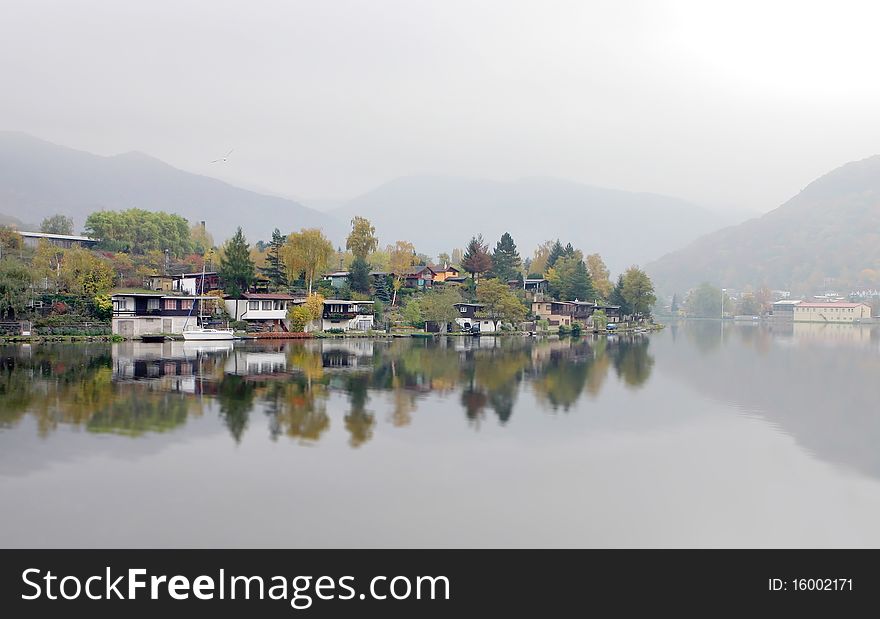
[2,323,880,548]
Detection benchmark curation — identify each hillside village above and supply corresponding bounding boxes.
[0,209,658,339]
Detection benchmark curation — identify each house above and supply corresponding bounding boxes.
[792,302,872,323]
[452,302,497,333]
[771,299,802,320]
[173,271,221,294]
[402,265,436,289]
[322,299,375,332]
[568,300,622,324]
[111,291,211,337]
[146,275,176,292]
[224,293,302,332]
[430,264,461,283]
[507,278,548,295]
[322,271,351,289]
[531,300,573,328]
[18,231,99,250]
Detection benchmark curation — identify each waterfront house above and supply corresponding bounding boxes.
[792,302,872,323]
[531,300,573,328]
[17,231,99,250]
[111,291,210,337]
[402,265,436,289]
[568,300,622,325]
[224,293,302,332]
[174,271,221,294]
[771,299,801,320]
[322,299,375,331]
[452,302,497,333]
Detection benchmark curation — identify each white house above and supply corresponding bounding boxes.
[111,291,209,337]
[322,300,375,332]
[224,293,302,332]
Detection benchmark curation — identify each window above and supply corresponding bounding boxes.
[248,301,260,310]
[262,301,273,310]
[181,299,194,311]
[147,298,159,311]
[163,299,177,310]
[460,306,467,313]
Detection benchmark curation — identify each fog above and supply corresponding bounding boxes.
[2,0,879,212]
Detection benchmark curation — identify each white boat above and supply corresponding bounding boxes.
[182,327,235,341]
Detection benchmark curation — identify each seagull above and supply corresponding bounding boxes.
[210,148,234,163]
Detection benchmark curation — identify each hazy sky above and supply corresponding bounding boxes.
[2,0,879,212]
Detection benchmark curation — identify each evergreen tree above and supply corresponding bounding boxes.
[374,274,392,304]
[609,274,631,316]
[670,293,680,314]
[262,228,288,290]
[219,227,255,297]
[461,234,493,282]
[564,242,576,258]
[490,232,522,282]
[546,240,565,269]
[349,256,371,294]
[568,259,596,301]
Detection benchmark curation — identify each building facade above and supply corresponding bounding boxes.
[18,231,99,249]
[792,302,872,323]
[224,293,301,332]
[322,300,375,332]
[111,292,208,337]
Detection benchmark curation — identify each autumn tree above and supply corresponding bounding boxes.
[219,227,255,297]
[282,228,334,295]
[40,214,74,235]
[476,278,527,329]
[345,216,379,260]
[586,253,612,299]
[420,286,463,333]
[84,209,193,256]
[621,266,657,319]
[287,305,313,332]
[461,234,492,282]
[529,240,555,276]
[490,232,522,282]
[59,246,115,295]
[190,221,214,255]
[388,240,416,306]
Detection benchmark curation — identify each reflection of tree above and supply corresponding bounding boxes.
[87,389,189,436]
[584,339,610,397]
[344,374,375,447]
[611,337,654,388]
[264,381,330,443]
[684,321,723,355]
[461,387,488,425]
[217,374,255,443]
[532,353,588,412]
[473,350,527,424]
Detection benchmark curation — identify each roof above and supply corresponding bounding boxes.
[323,299,375,304]
[429,264,459,273]
[18,231,98,242]
[324,271,350,277]
[524,278,548,284]
[454,302,485,308]
[176,271,219,277]
[110,289,209,299]
[404,265,435,276]
[796,302,869,308]
[773,300,802,306]
[241,293,297,300]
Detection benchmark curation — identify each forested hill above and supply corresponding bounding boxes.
[0,131,343,243]
[647,155,880,295]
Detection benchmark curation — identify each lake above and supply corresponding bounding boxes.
[2,323,880,548]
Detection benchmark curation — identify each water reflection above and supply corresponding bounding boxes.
[0,335,654,444]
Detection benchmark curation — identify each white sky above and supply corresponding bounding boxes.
[2,0,879,211]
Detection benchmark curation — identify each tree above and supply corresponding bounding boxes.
[592,309,608,331]
[84,209,193,256]
[490,232,522,282]
[346,216,379,260]
[190,221,214,255]
[287,305,313,332]
[59,246,115,295]
[586,254,612,299]
[670,293,680,314]
[219,227,255,297]
[684,282,727,318]
[420,287,463,333]
[388,240,416,306]
[461,234,492,282]
[40,214,74,235]
[546,256,596,301]
[621,266,657,319]
[437,252,452,267]
[402,297,423,327]
[609,275,631,317]
[261,228,288,290]
[530,239,555,276]
[304,293,325,323]
[374,274,392,304]
[0,259,32,319]
[348,256,371,294]
[546,240,565,269]
[282,228,334,295]
[737,294,762,316]
[476,278,527,329]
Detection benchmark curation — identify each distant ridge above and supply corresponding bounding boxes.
[0,131,344,244]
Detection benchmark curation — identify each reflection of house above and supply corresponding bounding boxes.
[225,293,301,331]
[322,300,375,331]
[453,302,497,333]
[17,231,99,249]
[793,302,872,323]
[531,300,573,328]
[111,291,210,337]
[225,351,288,376]
[430,264,461,283]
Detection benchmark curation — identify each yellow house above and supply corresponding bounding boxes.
[430,264,461,283]
[792,302,872,323]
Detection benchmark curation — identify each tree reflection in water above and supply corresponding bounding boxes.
[0,334,655,444]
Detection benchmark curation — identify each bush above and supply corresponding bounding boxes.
[571,323,582,337]
[558,324,571,336]
[231,320,248,331]
[325,328,345,334]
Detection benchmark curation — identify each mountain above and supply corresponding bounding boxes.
[647,155,880,294]
[0,132,343,244]
[332,176,738,274]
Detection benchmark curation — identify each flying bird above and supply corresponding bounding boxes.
[210,149,234,163]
